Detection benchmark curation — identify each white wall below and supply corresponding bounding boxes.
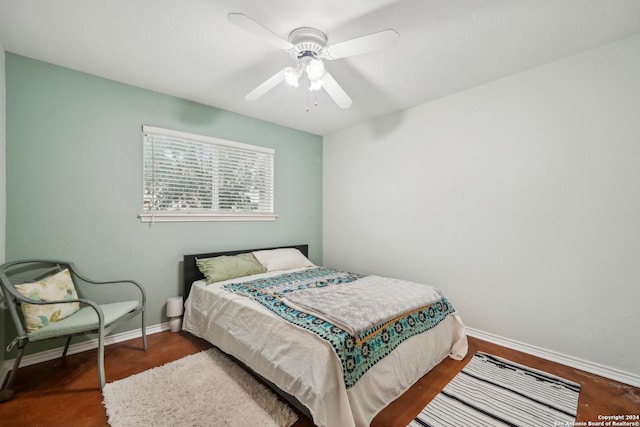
[324,34,640,377]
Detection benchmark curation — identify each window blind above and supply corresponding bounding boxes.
[141,125,275,222]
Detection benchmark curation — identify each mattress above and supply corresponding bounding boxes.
[183,267,468,427]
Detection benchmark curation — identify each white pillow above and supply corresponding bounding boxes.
[14,268,80,333]
[252,248,315,272]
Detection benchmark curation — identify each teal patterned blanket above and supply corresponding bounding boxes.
[223,267,456,388]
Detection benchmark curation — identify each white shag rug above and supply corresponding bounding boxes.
[102,348,298,427]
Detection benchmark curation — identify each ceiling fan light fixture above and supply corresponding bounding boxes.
[308,78,325,92]
[305,58,325,81]
[284,66,302,87]
[305,58,326,92]
[228,13,398,109]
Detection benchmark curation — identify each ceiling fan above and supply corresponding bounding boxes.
[228,13,400,109]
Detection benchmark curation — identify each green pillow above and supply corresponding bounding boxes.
[196,253,267,284]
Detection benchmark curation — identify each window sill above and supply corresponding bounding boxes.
[138,212,277,223]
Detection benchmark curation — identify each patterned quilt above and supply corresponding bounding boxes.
[223,267,457,388]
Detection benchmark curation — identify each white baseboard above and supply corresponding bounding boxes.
[466,327,640,388]
[1,322,170,387]
[3,324,638,390]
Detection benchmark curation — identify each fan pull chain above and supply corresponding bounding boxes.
[305,92,320,112]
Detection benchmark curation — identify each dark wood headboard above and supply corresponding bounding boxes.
[183,244,309,299]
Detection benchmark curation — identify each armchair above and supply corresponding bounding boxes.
[0,260,147,401]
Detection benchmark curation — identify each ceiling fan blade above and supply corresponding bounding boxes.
[323,29,400,60]
[227,13,293,50]
[322,72,352,109]
[246,68,286,101]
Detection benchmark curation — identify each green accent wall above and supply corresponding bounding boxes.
[4,53,322,355]
[0,44,6,371]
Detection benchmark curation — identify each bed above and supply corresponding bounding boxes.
[182,245,467,427]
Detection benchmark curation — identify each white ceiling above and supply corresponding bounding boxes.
[1,0,639,136]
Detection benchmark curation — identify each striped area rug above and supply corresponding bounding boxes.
[409,352,581,427]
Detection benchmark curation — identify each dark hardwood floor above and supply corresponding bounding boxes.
[0,331,638,426]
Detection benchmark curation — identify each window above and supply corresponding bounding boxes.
[139,125,275,222]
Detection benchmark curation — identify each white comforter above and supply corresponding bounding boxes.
[183,268,467,427]
[282,274,444,336]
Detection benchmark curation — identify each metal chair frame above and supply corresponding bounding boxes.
[0,259,147,401]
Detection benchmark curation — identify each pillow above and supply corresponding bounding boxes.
[14,268,80,333]
[252,248,315,272]
[196,252,267,284]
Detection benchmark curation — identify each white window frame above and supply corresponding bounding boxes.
[139,125,276,223]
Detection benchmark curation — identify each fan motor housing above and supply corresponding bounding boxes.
[288,27,327,59]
